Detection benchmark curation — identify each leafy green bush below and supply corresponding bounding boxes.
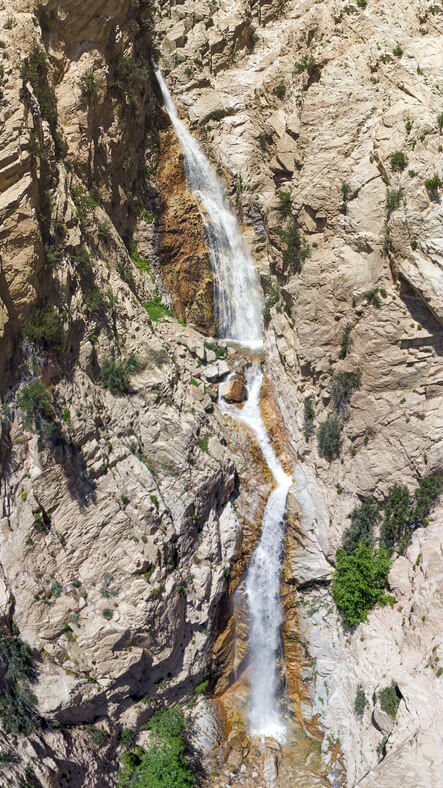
[21,45,57,128]
[198,435,209,453]
[0,636,40,735]
[365,288,381,308]
[332,542,392,628]
[303,397,314,440]
[72,245,92,272]
[129,241,151,274]
[390,151,408,171]
[380,483,411,549]
[280,220,309,273]
[317,416,342,458]
[83,287,107,314]
[386,188,403,215]
[331,369,361,418]
[18,380,52,432]
[392,44,403,57]
[424,174,441,196]
[119,728,137,749]
[379,682,400,719]
[413,474,443,522]
[263,282,281,322]
[207,109,228,122]
[354,686,367,717]
[143,297,170,322]
[342,498,379,553]
[295,55,316,75]
[78,67,104,100]
[22,305,63,350]
[99,359,130,394]
[273,84,286,99]
[71,184,99,222]
[118,707,194,788]
[277,191,292,218]
[115,56,149,111]
[339,324,352,359]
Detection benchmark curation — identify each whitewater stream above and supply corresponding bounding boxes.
[156,69,291,742]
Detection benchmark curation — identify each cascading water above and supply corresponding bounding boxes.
[156,69,291,741]
[155,69,262,350]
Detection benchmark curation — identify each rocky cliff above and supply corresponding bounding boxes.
[0,0,442,786]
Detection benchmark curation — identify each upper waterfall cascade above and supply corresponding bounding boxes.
[157,69,291,742]
[156,69,263,349]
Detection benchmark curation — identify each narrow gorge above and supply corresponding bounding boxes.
[0,0,442,787]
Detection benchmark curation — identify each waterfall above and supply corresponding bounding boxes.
[156,70,290,742]
[155,69,263,350]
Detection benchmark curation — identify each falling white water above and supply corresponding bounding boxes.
[220,367,291,741]
[155,69,263,349]
[157,70,290,741]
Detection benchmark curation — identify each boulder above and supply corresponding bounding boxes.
[220,376,247,402]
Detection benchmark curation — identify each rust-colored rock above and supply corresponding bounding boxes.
[156,127,214,333]
[220,376,247,402]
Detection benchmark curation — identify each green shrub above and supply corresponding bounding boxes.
[317,416,342,458]
[280,220,309,273]
[18,380,52,432]
[204,342,227,360]
[392,44,403,57]
[194,679,209,695]
[83,287,107,314]
[86,724,109,747]
[102,608,113,620]
[71,184,99,222]
[263,282,281,322]
[295,55,316,75]
[380,483,411,549]
[342,498,379,553]
[413,474,443,522]
[21,45,57,128]
[198,435,209,453]
[354,686,367,717]
[303,397,314,440]
[339,325,351,359]
[332,542,392,628]
[97,219,112,243]
[115,56,149,111]
[356,0,367,7]
[207,109,228,122]
[246,27,259,52]
[119,728,137,749]
[331,369,361,418]
[277,191,292,218]
[0,636,40,735]
[365,288,381,308]
[28,131,41,158]
[379,682,400,719]
[424,174,441,195]
[78,67,104,100]
[53,129,68,160]
[118,707,194,788]
[340,182,350,214]
[22,305,63,349]
[143,297,170,322]
[129,240,151,273]
[390,151,408,171]
[273,84,286,99]
[386,188,403,215]
[438,112,443,133]
[99,359,130,394]
[72,245,92,272]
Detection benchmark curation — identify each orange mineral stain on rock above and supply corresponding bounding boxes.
[156,127,214,333]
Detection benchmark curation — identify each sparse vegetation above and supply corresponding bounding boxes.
[379,682,400,719]
[0,636,40,735]
[365,288,381,308]
[354,686,367,717]
[386,188,403,215]
[118,707,194,788]
[21,45,57,128]
[339,325,352,359]
[99,359,130,394]
[277,191,292,218]
[207,109,229,122]
[380,474,443,552]
[115,56,150,111]
[303,397,315,440]
[263,282,281,322]
[83,287,107,315]
[317,416,343,459]
[22,305,63,349]
[342,498,379,554]
[331,369,361,418]
[390,151,408,171]
[78,67,104,101]
[71,184,99,222]
[424,174,441,197]
[18,380,52,434]
[392,44,403,57]
[280,220,309,273]
[129,240,151,274]
[143,297,171,322]
[273,84,286,100]
[295,55,316,75]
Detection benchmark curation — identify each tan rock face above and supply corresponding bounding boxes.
[220,376,247,402]
[158,0,443,785]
